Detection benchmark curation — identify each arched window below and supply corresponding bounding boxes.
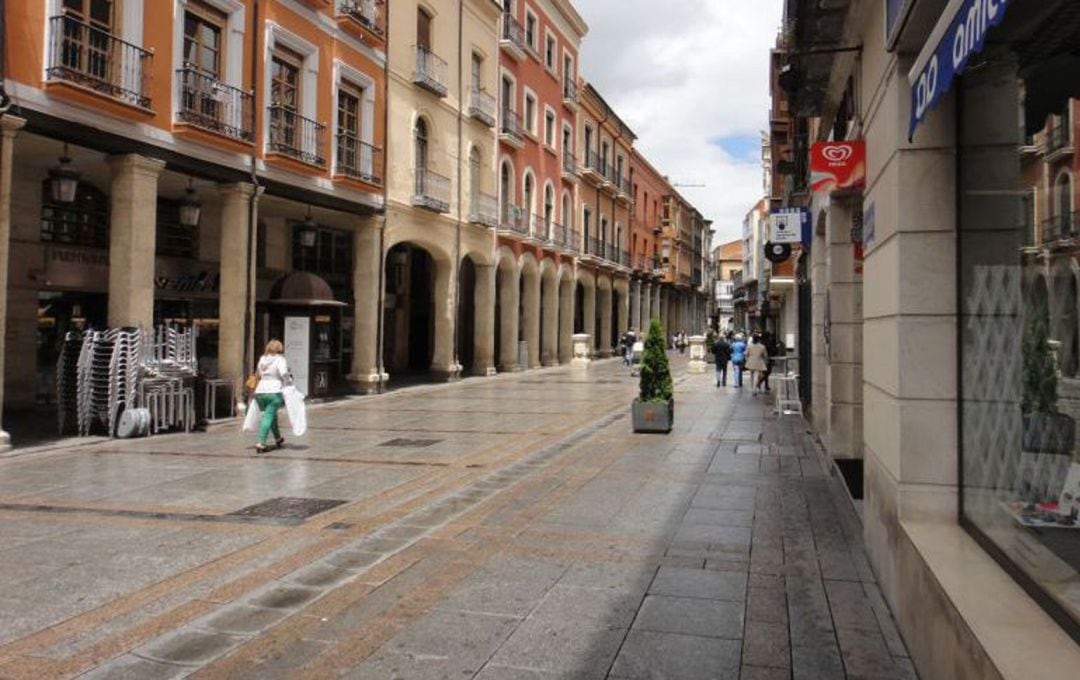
[500,160,513,224]
[414,118,429,194]
[543,184,554,231]
[1055,171,1073,221]
[523,172,534,233]
[561,192,571,229]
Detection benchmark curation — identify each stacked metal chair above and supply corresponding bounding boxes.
[56,331,84,435]
[138,326,198,434]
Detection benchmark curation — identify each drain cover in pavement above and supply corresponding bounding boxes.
[228,497,346,520]
[380,438,441,448]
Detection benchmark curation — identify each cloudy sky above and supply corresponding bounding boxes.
[572,0,782,245]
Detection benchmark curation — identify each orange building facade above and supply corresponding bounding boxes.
[0,0,387,419]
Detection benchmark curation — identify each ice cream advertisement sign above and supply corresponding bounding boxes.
[810,141,865,194]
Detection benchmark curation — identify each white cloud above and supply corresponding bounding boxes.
[573,0,781,244]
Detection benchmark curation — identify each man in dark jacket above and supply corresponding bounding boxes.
[712,336,732,388]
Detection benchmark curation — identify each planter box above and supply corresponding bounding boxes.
[632,399,673,433]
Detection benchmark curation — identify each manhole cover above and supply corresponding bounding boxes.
[380,438,441,448]
[228,497,346,520]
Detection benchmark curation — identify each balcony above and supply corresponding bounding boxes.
[581,149,610,186]
[469,88,497,128]
[566,229,582,254]
[615,176,632,204]
[412,168,451,213]
[562,152,577,181]
[635,254,647,272]
[1041,211,1080,245]
[562,77,579,110]
[413,46,448,97]
[1046,123,1074,162]
[532,214,552,241]
[468,191,499,228]
[550,221,568,248]
[500,14,528,61]
[501,205,529,236]
[499,109,525,148]
[46,14,153,109]
[335,135,383,186]
[337,0,385,39]
[586,237,605,260]
[268,106,326,167]
[176,67,254,143]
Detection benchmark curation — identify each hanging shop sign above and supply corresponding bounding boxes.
[810,141,866,194]
[765,242,792,264]
[908,0,1013,138]
[770,207,810,244]
[44,245,109,291]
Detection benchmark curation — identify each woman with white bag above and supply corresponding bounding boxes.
[247,340,292,453]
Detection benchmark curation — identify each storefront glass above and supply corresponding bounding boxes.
[958,2,1080,641]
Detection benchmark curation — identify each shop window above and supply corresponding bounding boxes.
[156,199,198,259]
[292,225,353,302]
[40,180,109,248]
[958,37,1080,642]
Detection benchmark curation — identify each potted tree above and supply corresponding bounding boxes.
[633,318,674,433]
[1022,310,1075,455]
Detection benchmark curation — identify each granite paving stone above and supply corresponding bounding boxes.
[0,359,917,680]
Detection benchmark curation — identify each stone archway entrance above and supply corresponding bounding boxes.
[457,256,477,375]
[384,243,435,375]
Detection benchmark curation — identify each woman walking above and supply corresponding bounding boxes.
[252,340,291,454]
[746,334,770,395]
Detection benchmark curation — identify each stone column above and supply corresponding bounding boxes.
[653,284,661,321]
[597,285,613,358]
[558,279,574,364]
[216,183,258,389]
[523,273,541,368]
[541,276,558,366]
[349,216,385,392]
[431,258,459,380]
[0,116,25,452]
[498,265,520,372]
[824,200,863,459]
[582,281,596,343]
[630,280,641,331]
[616,284,629,337]
[472,263,497,376]
[642,282,652,327]
[107,154,166,328]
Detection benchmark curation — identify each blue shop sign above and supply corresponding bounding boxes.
[908,0,1013,138]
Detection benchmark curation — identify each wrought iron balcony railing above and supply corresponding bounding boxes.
[268,105,326,166]
[336,135,383,185]
[584,149,609,180]
[567,229,581,253]
[532,214,552,241]
[562,151,576,177]
[1047,123,1073,155]
[469,191,499,228]
[47,14,153,109]
[469,88,497,127]
[1042,211,1080,244]
[550,221,567,247]
[414,46,448,97]
[176,67,254,142]
[413,167,451,212]
[500,13,528,58]
[499,109,525,145]
[621,249,631,267]
[501,205,529,236]
[562,77,578,106]
[339,0,385,37]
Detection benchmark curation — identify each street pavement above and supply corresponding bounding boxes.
[0,357,916,679]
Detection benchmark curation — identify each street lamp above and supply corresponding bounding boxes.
[299,206,317,247]
[48,144,80,204]
[179,177,202,227]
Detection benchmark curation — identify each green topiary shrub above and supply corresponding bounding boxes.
[639,318,673,403]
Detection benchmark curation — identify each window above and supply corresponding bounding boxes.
[469,147,482,211]
[562,192,571,228]
[544,184,554,226]
[417,8,432,49]
[524,93,536,135]
[523,172,534,217]
[500,75,513,113]
[183,5,224,77]
[525,10,537,52]
[500,160,513,221]
[583,206,591,241]
[337,81,365,175]
[545,33,556,71]
[564,54,573,81]
[584,125,592,155]
[562,125,572,157]
[616,155,624,181]
[60,0,115,82]
[40,179,109,248]
[269,48,302,151]
[414,118,429,173]
[471,52,482,93]
[292,226,353,302]
[544,109,555,148]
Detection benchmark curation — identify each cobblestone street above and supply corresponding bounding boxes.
[0,359,915,679]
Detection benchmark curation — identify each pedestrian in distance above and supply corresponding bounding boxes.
[759,331,779,392]
[251,340,292,454]
[731,333,747,387]
[622,330,636,366]
[677,331,687,355]
[712,334,732,387]
[747,333,770,395]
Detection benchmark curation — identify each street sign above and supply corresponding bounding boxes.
[765,242,792,264]
[770,209,803,244]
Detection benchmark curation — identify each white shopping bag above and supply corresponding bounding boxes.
[282,385,307,436]
[241,398,261,433]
